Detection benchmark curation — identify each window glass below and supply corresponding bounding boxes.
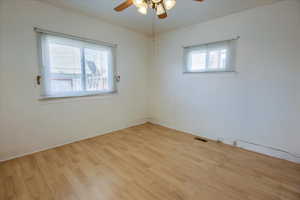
[48,43,82,93]
[190,52,206,71]
[84,48,110,91]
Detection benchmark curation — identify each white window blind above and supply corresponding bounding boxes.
[183,38,238,73]
[36,29,117,99]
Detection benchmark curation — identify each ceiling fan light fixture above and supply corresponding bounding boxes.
[114,0,204,19]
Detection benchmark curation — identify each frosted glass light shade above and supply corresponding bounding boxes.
[156,3,165,15]
[138,4,148,15]
[152,0,161,3]
[164,0,176,10]
[133,0,145,7]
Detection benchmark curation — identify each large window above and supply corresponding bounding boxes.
[183,39,237,73]
[37,29,117,98]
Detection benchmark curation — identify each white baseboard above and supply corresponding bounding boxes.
[235,140,300,164]
[149,118,300,164]
[0,118,148,162]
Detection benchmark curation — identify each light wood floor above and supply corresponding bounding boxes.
[0,123,300,200]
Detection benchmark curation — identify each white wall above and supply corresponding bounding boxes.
[0,0,151,161]
[149,0,300,162]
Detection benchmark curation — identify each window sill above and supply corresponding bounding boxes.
[38,91,118,104]
[183,70,237,74]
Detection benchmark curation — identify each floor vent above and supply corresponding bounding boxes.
[194,137,208,143]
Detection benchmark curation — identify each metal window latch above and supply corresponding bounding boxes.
[36,75,41,85]
[115,75,121,82]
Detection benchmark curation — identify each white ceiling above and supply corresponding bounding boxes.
[37,0,282,35]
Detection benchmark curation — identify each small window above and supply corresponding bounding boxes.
[183,39,237,73]
[37,30,117,99]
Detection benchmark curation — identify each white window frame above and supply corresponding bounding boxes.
[183,37,238,73]
[35,28,118,99]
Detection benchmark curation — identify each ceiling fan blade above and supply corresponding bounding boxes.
[158,12,168,19]
[194,0,204,2]
[114,0,133,12]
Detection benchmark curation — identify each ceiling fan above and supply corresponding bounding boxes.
[114,0,204,19]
